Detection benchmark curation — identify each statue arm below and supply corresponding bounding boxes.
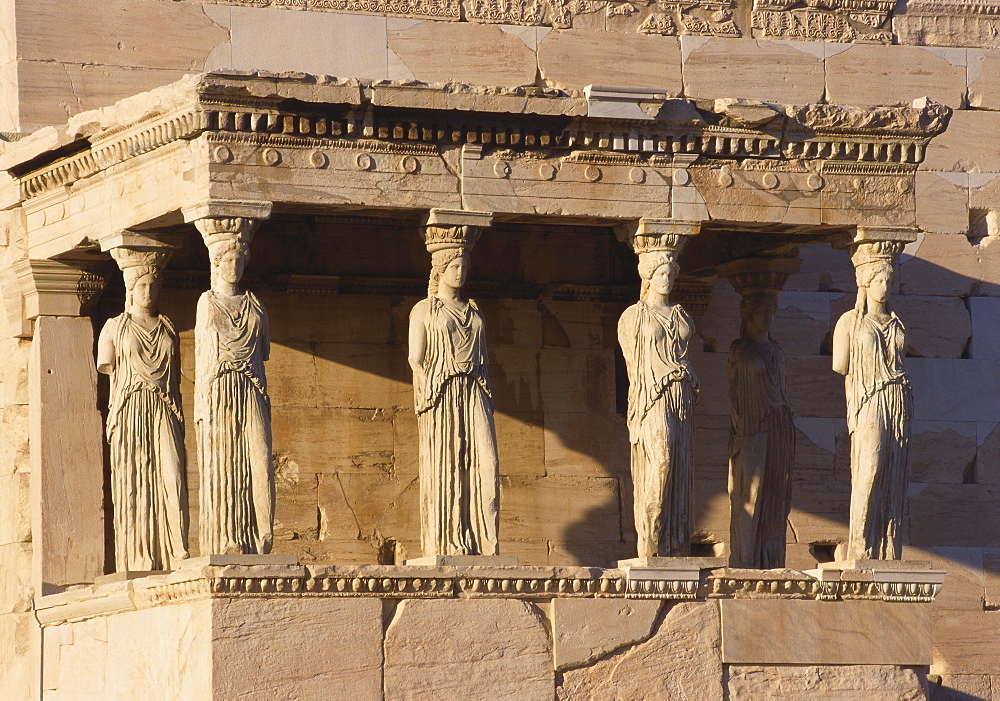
[617,307,636,370]
[96,318,116,375]
[832,310,854,376]
[408,301,428,375]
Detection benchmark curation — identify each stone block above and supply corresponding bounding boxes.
[773,291,832,356]
[273,458,320,544]
[933,674,993,700]
[906,546,984,613]
[17,60,189,132]
[893,295,972,358]
[977,422,1000,484]
[271,406,395,474]
[924,110,1000,173]
[537,30,682,92]
[387,21,536,87]
[910,422,978,483]
[537,348,616,414]
[267,294,392,345]
[908,359,1000,422]
[984,548,1000,608]
[931,607,1000,675]
[0,542,32,615]
[500,475,620,543]
[314,342,412,410]
[0,336,28,407]
[687,350,729,416]
[558,600,723,700]
[908,484,1000,547]
[551,598,663,670]
[214,7,390,81]
[495,410,545,477]
[18,0,225,70]
[212,597,383,699]
[915,172,970,236]
[266,341,318,408]
[789,478,851,545]
[826,45,967,108]
[474,299,543,348]
[682,39,824,104]
[489,346,543,414]
[0,612,34,700]
[698,281,741,354]
[785,355,846,418]
[545,539,630,567]
[0,404,28,477]
[726,664,928,700]
[970,50,1000,110]
[970,297,1000,360]
[317,471,419,549]
[384,599,552,700]
[542,411,629,478]
[979,238,1000,297]
[899,233,979,297]
[0,472,30,546]
[785,245,855,294]
[720,599,932,665]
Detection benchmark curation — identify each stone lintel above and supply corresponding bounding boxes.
[837,225,921,248]
[181,199,273,224]
[99,230,183,252]
[422,208,494,229]
[13,258,106,321]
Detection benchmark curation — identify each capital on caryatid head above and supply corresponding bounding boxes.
[616,218,701,257]
[182,199,273,247]
[718,257,801,298]
[420,208,494,254]
[837,225,918,284]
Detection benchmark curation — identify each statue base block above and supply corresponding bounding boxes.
[817,559,933,571]
[617,556,727,569]
[404,555,519,567]
[96,570,167,584]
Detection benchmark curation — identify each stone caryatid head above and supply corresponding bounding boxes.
[850,239,903,318]
[420,209,492,299]
[198,218,258,295]
[109,246,173,314]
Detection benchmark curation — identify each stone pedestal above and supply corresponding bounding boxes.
[33,562,943,700]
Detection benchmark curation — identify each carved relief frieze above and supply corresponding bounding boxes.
[610,0,740,36]
[894,0,1000,47]
[198,0,460,19]
[751,0,894,42]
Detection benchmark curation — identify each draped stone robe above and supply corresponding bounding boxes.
[727,337,795,569]
[412,296,500,557]
[844,310,912,560]
[618,301,699,558]
[195,290,274,555]
[98,312,189,572]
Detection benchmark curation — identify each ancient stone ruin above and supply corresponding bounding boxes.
[0,1,998,698]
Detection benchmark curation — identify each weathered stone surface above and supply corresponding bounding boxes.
[388,21,536,87]
[500,475,620,544]
[557,601,723,700]
[970,50,1000,110]
[0,612,34,700]
[931,607,1000,675]
[0,543,31,615]
[909,484,1000,547]
[537,30,682,92]
[720,599,932,665]
[826,44,967,108]
[908,359,1000,423]
[915,172,970,236]
[683,39,824,104]
[213,597,383,699]
[542,411,629,477]
[910,423,977,483]
[978,422,1000,484]
[932,674,992,700]
[210,8,390,81]
[30,316,105,591]
[726,664,927,700]
[924,110,1000,173]
[551,598,663,671]
[385,598,552,700]
[893,295,971,358]
[969,297,1000,360]
[0,472,30,546]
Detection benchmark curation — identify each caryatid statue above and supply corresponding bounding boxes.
[189,203,274,556]
[617,219,700,559]
[97,244,189,572]
[408,209,500,558]
[720,258,798,570]
[833,235,913,561]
